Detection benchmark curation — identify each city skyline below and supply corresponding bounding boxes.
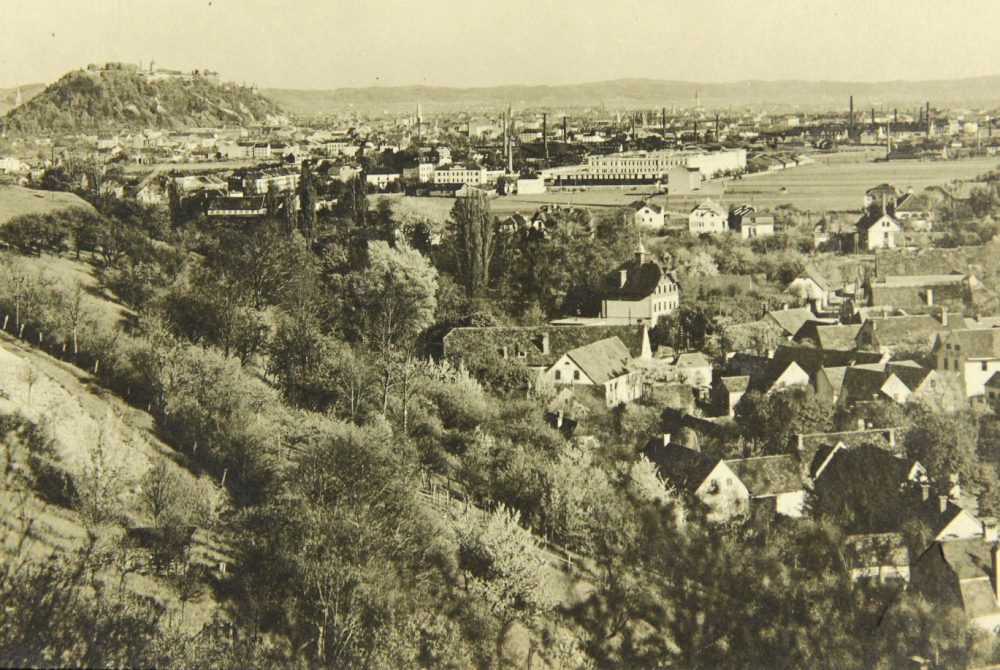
[3,0,1000,90]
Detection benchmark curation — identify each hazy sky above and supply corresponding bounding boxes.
[2,0,998,89]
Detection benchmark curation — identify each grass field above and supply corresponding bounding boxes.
[0,186,94,226]
[385,154,1000,224]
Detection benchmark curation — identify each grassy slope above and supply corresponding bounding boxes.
[0,186,95,226]
[0,252,228,633]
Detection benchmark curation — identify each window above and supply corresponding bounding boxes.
[984,361,989,371]
[573,370,580,381]
[554,370,561,381]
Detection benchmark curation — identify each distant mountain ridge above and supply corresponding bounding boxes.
[263,76,1000,114]
[1,66,283,135]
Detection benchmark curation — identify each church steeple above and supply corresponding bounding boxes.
[13,87,21,107]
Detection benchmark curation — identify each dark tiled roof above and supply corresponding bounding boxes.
[207,195,266,211]
[858,314,964,349]
[643,443,720,494]
[443,324,649,369]
[946,329,1000,359]
[601,257,673,301]
[814,324,861,350]
[566,337,631,384]
[840,366,894,403]
[772,344,882,377]
[725,455,802,496]
[720,375,750,392]
[766,307,822,336]
[799,266,834,292]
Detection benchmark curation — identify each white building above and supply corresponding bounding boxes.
[433,165,487,186]
[600,244,680,325]
[688,198,728,235]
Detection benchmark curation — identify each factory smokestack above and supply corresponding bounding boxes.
[849,96,854,138]
[661,107,666,137]
[926,102,932,138]
[543,113,548,163]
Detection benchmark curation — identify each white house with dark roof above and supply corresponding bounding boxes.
[544,336,642,407]
[630,200,665,228]
[599,244,679,326]
[688,198,728,235]
[724,454,805,517]
[933,328,1000,400]
[910,533,1000,631]
[643,437,749,523]
[787,266,836,310]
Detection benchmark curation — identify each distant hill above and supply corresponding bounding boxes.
[1,66,284,135]
[0,83,45,116]
[263,76,1000,114]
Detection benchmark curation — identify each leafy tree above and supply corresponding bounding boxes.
[734,385,833,455]
[903,402,979,485]
[448,190,496,299]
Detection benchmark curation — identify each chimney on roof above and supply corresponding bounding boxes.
[926,288,934,306]
[556,410,564,429]
[938,495,948,513]
[661,433,671,448]
[920,483,930,502]
[619,269,628,288]
[984,517,999,543]
[993,543,1000,602]
[940,308,947,327]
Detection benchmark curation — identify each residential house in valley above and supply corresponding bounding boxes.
[724,454,805,518]
[599,244,680,325]
[933,328,1000,400]
[688,198,728,235]
[642,437,750,523]
[544,336,642,407]
[630,200,665,228]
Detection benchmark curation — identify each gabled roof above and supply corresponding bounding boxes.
[601,256,673,301]
[942,328,1000,359]
[725,455,802,496]
[840,366,897,403]
[932,539,1000,619]
[765,307,823,336]
[629,200,662,214]
[690,198,726,217]
[885,361,935,391]
[642,443,720,494]
[443,324,650,369]
[859,314,963,348]
[720,375,750,393]
[798,266,834,293]
[814,324,862,350]
[748,359,809,393]
[985,371,1000,390]
[857,211,901,232]
[564,337,631,384]
[675,352,711,368]
[772,344,882,377]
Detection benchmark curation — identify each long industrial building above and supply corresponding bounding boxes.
[545,148,746,186]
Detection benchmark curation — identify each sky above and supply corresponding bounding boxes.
[2,0,999,90]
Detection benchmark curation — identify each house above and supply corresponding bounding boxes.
[864,183,899,208]
[688,198,728,235]
[599,244,680,326]
[837,365,913,406]
[866,273,981,312]
[544,388,589,438]
[842,533,910,584]
[893,191,933,230]
[724,454,805,517]
[985,372,1000,407]
[933,328,1000,400]
[442,323,652,376]
[630,200,665,228]
[787,266,837,310]
[715,375,750,417]
[206,196,267,218]
[909,528,1000,631]
[764,306,834,338]
[728,205,775,239]
[668,352,713,388]
[857,207,903,250]
[516,174,546,195]
[365,168,401,190]
[748,359,811,395]
[792,323,861,350]
[643,437,750,523]
[544,336,642,407]
[856,313,962,354]
[771,345,883,381]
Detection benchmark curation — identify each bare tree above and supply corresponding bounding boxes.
[139,459,181,528]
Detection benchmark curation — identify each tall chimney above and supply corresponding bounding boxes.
[992,543,1000,601]
[662,107,667,137]
[871,107,875,127]
[502,110,508,166]
[563,115,568,142]
[938,495,948,513]
[849,96,854,138]
[926,102,931,138]
[543,113,549,163]
[920,483,930,502]
[926,288,934,306]
[716,113,721,140]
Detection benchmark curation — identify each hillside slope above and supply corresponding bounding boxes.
[264,75,1000,114]
[0,186,95,226]
[0,83,44,116]
[2,66,284,135]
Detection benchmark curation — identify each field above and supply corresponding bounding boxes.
[0,185,94,226]
[386,153,1000,225]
